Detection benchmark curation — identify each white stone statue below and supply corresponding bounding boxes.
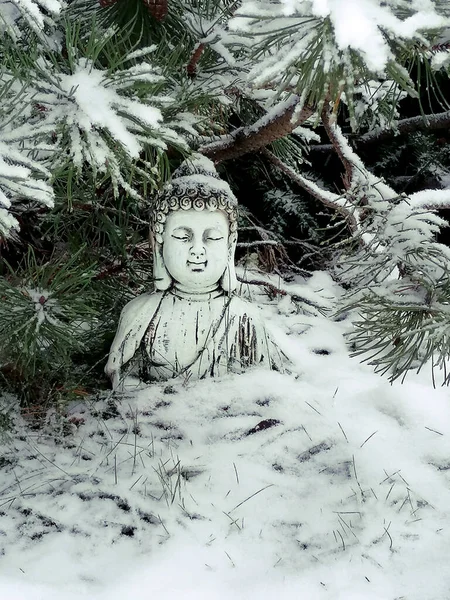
[105,156,284,389]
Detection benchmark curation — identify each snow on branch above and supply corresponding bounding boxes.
[30,56,187,198]
[0,141,54,237]
[320,117,401,206]
[321,106,353,187]
[199,95,313,163]
[408,189,450,211]
[54,58,164,159]
[310,110,450,154]
[0,0,62,36]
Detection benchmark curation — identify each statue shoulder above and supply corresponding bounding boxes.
[118,291,164,328]
[105,291,165,387]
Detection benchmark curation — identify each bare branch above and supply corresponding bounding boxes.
[261,148,359,234]
[237,240,280,248]
[237,275,287,297]
[357,110,450,145]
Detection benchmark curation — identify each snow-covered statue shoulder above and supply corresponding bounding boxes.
[106,155,283,388]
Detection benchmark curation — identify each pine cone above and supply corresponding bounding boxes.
[143,0,168,21]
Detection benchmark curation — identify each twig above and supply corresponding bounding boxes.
[222,510,242,530]
[237,240,280,248]
[424,426,444,436]
[309,110,450,153]
[261,148,359,234]
[337,422,348,443]
[352,455,365,499]
[385,482,395,501]
[382,522,393,550]
[233,462,240,485]
[336,529,346,551]
[321,105,353,187]
[224,551,236,567]
[305,401,322,416]
[236,274,287,296]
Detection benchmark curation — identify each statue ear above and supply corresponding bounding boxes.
[152,236,172,291]
[221,236,238,293]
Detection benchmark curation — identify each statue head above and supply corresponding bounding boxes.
[150,155,238,293]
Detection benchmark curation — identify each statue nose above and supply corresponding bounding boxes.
[189,241,206,259]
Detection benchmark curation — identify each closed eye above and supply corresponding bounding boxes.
[206,236,224,241]
[172,235,190,241]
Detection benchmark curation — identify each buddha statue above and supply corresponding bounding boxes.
[105,155,284,389]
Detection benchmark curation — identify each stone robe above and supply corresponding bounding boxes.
[106,289,283,387]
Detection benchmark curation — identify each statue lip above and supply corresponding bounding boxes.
[187,260,207,266]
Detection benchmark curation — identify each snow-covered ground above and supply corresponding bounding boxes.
[1,272,450,600]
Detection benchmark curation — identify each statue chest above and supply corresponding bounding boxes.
[140,294,231,378]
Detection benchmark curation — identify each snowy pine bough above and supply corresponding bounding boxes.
[330,125,450,382]
[1,0,450,238]
[0,6,195,237]
[1,0,450,388]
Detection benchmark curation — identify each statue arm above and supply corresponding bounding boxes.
[105,292,163,388]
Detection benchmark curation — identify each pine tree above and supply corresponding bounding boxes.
[1,0,450,406]
[0,0,238,404]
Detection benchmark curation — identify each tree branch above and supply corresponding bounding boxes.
[309,110,450,154]
[237,275,287,297]
[199,96,313,163]
[261,148,359,234]
[321,106,353,188]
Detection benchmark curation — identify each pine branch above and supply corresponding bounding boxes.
[321,105,353,188]
[408,189,450,211]
[310,110,450,154]
[199,96,313,163]
[431,42,450,52]
[186,0,240,76]
[261,148,359,234]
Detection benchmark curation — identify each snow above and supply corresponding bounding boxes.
[124,46,158,62]
[60,60,163,159]
[231,0,450,95]
[23,288,58,327]
[20,53,188,199]
[0,143,54,236]
[286,0,449,67]
[199,96,302,157]
[408,188,450,209]
[0,0,61,36]
[432,50,450,71]
[312,0,394,71]
[291,125,321,142]
[2,272,450,599]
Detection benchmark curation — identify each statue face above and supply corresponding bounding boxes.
[162,209,229,291]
